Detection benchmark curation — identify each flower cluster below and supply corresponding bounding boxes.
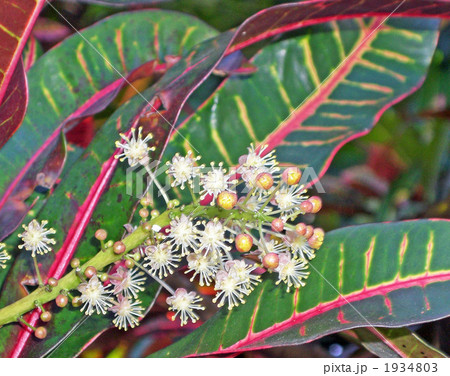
[121,143,325,320]
[74,264,148,331]
[3,135,324,338]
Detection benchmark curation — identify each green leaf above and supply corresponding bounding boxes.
[0,10,217,241]
[168,17,439,177]
[0,11,217,357]
[153,219,450,357]
[346,327,447,358]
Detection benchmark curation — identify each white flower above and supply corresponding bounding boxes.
[115,127,154,167]
[200,163,234,202]
[77,275,113,315]
[110,295,144,331]
[185,251,220,286]
[238,194,268,213]
[213,269,247,310]
[196,220,231,257]
[274,183,307,218]
[257,238,288,261]
[285,231,315,260]
[18,219,56,257]
[239,144,278,173]
[109,266,146,299]
[166,151,201,188]
[167,215,198,256]
[238,144,279,189]
[143,243,180,278]
[275,253,310,292]
[0,243,10,269]
[225,260,260,294]
[166,288,205,326]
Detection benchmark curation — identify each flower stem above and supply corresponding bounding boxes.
[17,316,35,331]
[0,204,273,327]
[33,257,43,287]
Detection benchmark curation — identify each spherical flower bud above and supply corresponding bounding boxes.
[140,195,151,207]
[113,241,126,254]
[308,196,322,214]
[47,278,58,288]
[35,327,47,339]
[139,208,149,219]
[72,296,82,307]
[300,200,313,214]
[235,234,253,253]
[150,209,160,218]
[84,266,97,279]
[263,253,279,269]
[304,225,314,239]
[143,222,152,232]
[295,223,307,236]
[99,273,108,282]
[70,258,80,269]
[105,240,114,248]
[55,294,68,308]
[217,191,238,210]
[125,259,134,269]
[282,167,302,185]
[308,235,324,249]
[94,229,107,241]
[313,228,325,239]
[271,218,284,232]
[40,311,52,322]
[255,172,274,190]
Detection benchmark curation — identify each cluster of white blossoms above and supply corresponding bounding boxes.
[73,264,148,331]
[112,142,326,322]
[3,132,324,339]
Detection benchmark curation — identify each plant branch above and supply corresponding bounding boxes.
[0,204,272,327]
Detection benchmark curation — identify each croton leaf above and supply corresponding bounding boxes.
[153,219,450,357]
[1,1,450,358]
[0,11,218,357]
[0,0,45,148]
[167,17,439,179]
[2,1,449,241]
[23,35,43,72]
[0,10,217,242]
[0,60,28,151]
[0,84,165,357]
[346,327,447,358]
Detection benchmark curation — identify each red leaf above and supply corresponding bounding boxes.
[0,0,46,147]
[0,60,27,149]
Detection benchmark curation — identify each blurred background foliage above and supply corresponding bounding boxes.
[33,0,449,358]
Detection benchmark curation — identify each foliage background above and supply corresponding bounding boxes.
[1,0,448,357]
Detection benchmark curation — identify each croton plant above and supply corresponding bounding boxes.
[0,0,449,359]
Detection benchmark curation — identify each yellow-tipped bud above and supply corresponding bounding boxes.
[217,191,238,210]
[282,167,302,185]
